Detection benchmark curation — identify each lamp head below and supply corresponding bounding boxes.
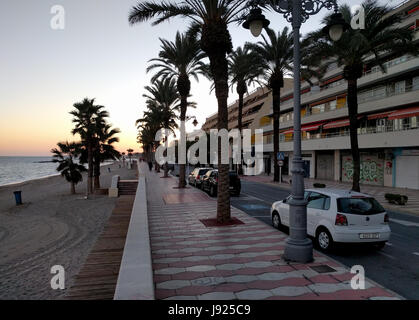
[322,12,349,42]
[242,7,270,38]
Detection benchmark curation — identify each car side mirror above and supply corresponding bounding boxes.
[283,198,287,203]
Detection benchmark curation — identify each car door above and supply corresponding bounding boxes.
[306,192,330,237]
[279,192,310,227]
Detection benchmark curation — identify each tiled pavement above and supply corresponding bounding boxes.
[143,163,400,300]
[242,174,419,215]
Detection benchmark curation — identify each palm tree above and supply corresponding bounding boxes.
[245,27,293,182]
[141,78,179,177]
[51,142,86,194]
[129,0,250,223]
[306,0,418,191]
[228,46,264,174]
[147,31,206,188]
[93,124,121,189]
[70,98,108,194]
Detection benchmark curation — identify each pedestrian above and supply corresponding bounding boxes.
[148,161,153,171]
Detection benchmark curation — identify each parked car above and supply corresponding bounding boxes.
[270,189,391,252]
[188,167,211,188]
[201,170,241,197]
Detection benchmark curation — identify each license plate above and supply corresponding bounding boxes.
[229,186,234,190]
[359,233,380,239]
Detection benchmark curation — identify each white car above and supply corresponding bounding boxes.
[271,189,391,251]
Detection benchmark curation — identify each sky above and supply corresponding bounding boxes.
[0,0,400,156]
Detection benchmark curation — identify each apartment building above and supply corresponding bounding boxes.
[201,0,419,190]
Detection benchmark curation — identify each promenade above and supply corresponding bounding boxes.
[142,163,399,300]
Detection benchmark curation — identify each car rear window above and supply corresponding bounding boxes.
[199,169,210,175]
[337,197,385,215]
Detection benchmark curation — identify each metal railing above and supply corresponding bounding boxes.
[279,122,419,142]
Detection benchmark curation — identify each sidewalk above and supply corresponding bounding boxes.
[242,175,419,215]
[142,163,400,300]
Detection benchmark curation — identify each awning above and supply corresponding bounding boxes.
[301,122,325,131]
[367,111,394,120]
[281,129,294,134]
[323,118,350,130]
[388,106,419,120]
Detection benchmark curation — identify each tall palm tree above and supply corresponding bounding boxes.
[51,142,86,194]
[306,0,418,191]
[70,98,109,194]
[246,27,293,182]
[147,31,206,188]
[228,46,264,174]
[129,0,250,223]
[141,78,179,177]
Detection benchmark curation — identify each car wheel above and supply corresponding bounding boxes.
[272,211,281,230]
[210,185,216,197]
[316,228,333,252]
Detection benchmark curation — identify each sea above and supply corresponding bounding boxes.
[0,156,59,187]
[0,156,114,187]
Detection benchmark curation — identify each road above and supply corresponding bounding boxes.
[228,180,419,300]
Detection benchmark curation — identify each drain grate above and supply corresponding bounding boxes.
[309,265,337,274]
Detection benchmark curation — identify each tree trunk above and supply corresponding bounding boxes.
[237,87,245,175]
[71,182,75,195]
[178,95,188,188]
[87,142,94,194]
[209,53,231,223]
[272,87,281,182]
[347,78,361,192]
[94,154,100,190]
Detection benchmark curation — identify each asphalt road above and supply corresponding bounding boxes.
[229,180,419,300]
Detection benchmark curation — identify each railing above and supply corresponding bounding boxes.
[358,84,419,104]
[279,122,419,142]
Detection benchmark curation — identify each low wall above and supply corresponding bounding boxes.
[113,167,154,300]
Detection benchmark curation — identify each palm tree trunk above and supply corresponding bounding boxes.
[94,154,100,190]
[209,53,231,223]
[71,182,76,195]
[347,78,361,192]
[272,87,281,182]
[237,92,244,175]
[178,95,187,188]
[87,142,94,194]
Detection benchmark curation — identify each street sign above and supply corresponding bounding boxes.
[278,160,284,167]
[277,152,285,161]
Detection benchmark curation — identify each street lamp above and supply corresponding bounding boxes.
[243,0,347,263]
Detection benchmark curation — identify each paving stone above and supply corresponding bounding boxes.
[223,275,258,283]
[198,292,237,300]
[186,265,216,272]
[235,289,273,300]
[154,257,180,263]
[209,254,235,260]
[270,286,311,297]
[157,280,191,290]
[308,282,351,293]
[216,264,243,271]
[257,271,301,281]
[190,277,226,286]
[165,296,198,300]
[244,261,274,268]
[154,267,186,275]
[183,256,209,262]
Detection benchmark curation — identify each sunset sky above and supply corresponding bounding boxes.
[0,0,395,156]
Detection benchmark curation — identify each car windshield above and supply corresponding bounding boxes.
[199,169,210,175]
[337,197,385,215]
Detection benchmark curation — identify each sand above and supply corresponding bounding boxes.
[0,162,137,300]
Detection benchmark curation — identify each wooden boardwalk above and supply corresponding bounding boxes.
[65,195,135,300]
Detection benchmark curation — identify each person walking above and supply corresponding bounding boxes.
[148,161,153,171]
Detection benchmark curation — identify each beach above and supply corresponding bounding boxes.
[0,162,137,300]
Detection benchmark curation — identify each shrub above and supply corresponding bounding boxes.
[385,193,408,205]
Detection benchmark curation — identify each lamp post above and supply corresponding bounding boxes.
[243,0,347,263]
